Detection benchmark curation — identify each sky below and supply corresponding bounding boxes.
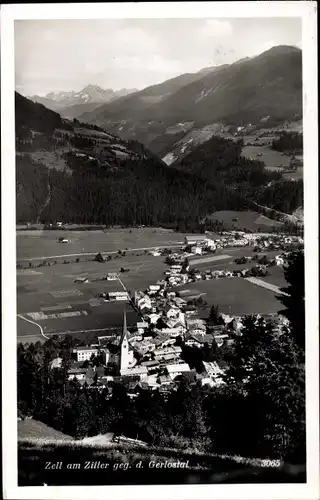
[15,18,302,96]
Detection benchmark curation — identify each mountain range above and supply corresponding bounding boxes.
[15,84,302,229]
[28,84,138,120]
[78,46,302,152]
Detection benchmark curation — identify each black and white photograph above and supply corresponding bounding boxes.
[1,2,318,499]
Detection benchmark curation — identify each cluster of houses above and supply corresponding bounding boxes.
[59,307,229,395]
[205,231,303,251]
[54,230,301,396]
[61,272,238,393]
[59,304,289,396]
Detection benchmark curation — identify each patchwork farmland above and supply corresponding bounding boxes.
[16,250,169,342]
[17,228,287,342]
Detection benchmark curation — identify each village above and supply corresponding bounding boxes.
[54,230,302,397]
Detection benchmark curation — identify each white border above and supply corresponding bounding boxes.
[1,2,318,500]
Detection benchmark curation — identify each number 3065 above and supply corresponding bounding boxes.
[261,459,281,467]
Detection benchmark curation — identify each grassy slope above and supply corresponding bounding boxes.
[18,419,74,441]
[18,436,306,486]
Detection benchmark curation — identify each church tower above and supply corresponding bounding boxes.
[119,309,131,374]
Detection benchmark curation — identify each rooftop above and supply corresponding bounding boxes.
[166,363,190,373]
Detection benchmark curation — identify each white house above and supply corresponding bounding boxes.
[179,274,189,284]
[154,345,182,358]
[186,318,206,333]
[74,347,102,362]
[108,291,129,301]
[137,321,148,334]
[164,306,180,319]
[121,366,148,381]
[200,377,216,387]
[185,235,205,246]
[107,273,118,281]
[275,255,285,266]
[137,295,152,310]
[191,246,202,255]
[68,367,87,380]
[171,264,183,270]
[159,327,183,337]
[147,313,161,324]
[205,238,217,250]
[202,361,225,385]
[131,339,155,354]
[166,363,192,380]
[168,276,180,286]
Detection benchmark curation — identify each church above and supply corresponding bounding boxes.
[102,309,136,375]
[119,309,135,374]
[73,310,136,375]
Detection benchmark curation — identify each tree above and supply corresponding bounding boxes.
[94,252,105,263]
[277,250,305,350]
[224,315,305,460]
[195,296,207,309]
[209,304,220,325]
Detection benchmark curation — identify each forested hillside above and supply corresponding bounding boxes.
[16,153,249,226]
[15,92,302,227]
[173,136,303,215]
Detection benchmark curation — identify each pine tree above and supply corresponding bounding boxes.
[277,250,305,351]
[209,304,220,325]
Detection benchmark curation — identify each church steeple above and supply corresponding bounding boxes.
[119,308,130,373]
[120,309,128,344]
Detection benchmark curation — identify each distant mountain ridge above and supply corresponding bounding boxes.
[28,84,138,119]
[79,65,228,124]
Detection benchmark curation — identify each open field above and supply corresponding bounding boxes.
[283,167,303,181]
[175,277,282,316]
[207,211,283,231]
[241,145,291,168]
[241,146,303,180]
[16,228,189,261]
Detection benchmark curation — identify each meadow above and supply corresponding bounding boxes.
[175,277,283,316]
[16,227,187,261]
[241,145,291,169]
[207,210,283,231]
